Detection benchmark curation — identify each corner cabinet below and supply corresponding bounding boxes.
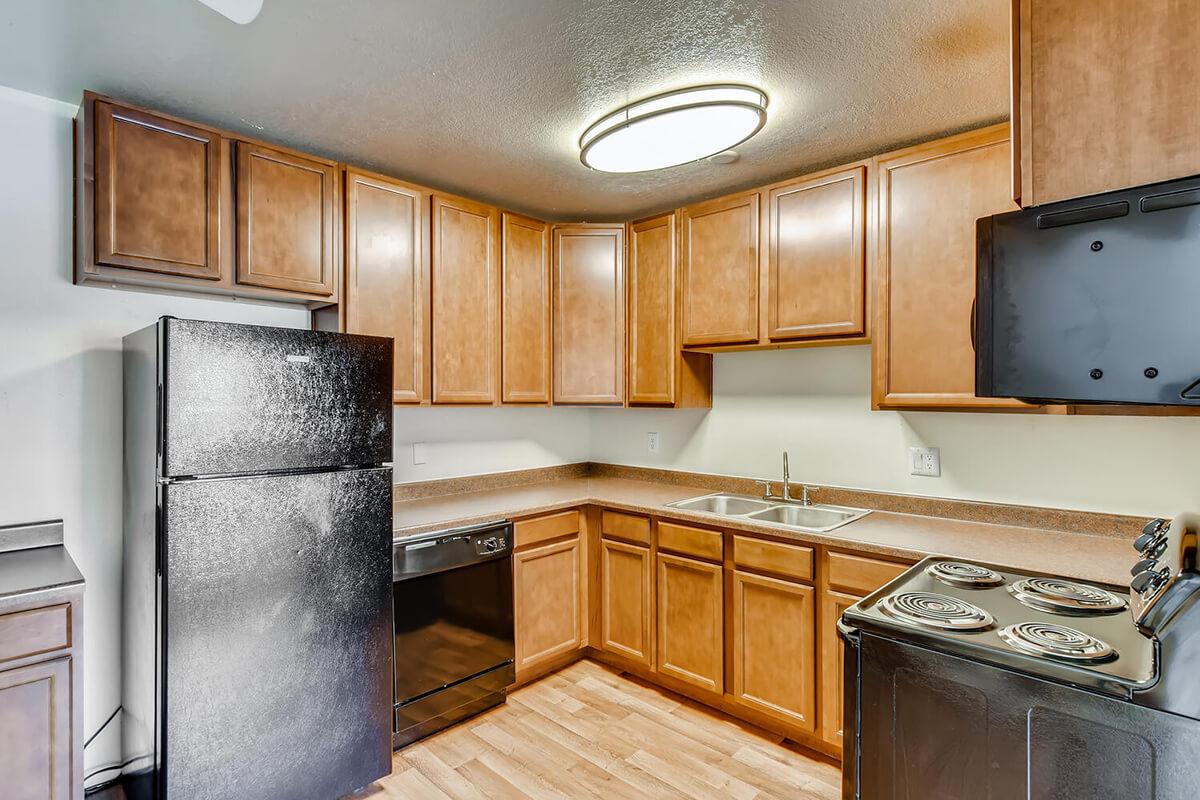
[501,213,552,404]
[872,124,1029,410]
[627,213,712,407]
[680,191,762,346]
[343,168,429,404]
[552,224,625,405]
[431,193,501,404]
[75,91,340,306]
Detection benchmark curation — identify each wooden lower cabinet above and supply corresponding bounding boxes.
[0,658,73,800]
[819,590,861,746]
[513,536,582,676]
[599,538,653,667]
[655,552,724,693]
[731,570,817,731]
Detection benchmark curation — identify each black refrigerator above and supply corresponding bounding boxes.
[121,318,395,800]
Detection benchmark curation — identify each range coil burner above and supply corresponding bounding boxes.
[925,561,1006,588]
[998,622,1115,662]
[1008,577,1127,615]
[880,591,994,631]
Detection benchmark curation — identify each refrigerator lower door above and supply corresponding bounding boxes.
[160,467,393,800]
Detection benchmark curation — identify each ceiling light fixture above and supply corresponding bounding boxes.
[195,0,264,24]
[579,84,768,173]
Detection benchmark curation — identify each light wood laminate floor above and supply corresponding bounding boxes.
[349,659,842,800]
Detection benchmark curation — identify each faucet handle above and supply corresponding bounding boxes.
[757,480,774,500]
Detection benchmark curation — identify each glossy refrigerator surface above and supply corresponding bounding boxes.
[161,318,393,477]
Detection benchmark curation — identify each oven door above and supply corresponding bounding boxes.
[392,524,515,710]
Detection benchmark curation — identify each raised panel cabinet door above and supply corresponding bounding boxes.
[501,213,552,403]
[767,165,866,340]
[344,169,429,404]
[873,125,1028,409]
[431,194,500,404]
[655,552,723,693]
[628,213,677,404]
[553,225,625,404]
[680,191,760,346]
[731,571,817,731]
[0,657,73,800]
[820,591,860,747]
[92,99,222,279]
[1014,0,1200,207]
[513,537,582,673]
[600,538,653,667]
[235,141,338,296]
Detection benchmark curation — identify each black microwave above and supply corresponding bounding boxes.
[975,174,1200,406]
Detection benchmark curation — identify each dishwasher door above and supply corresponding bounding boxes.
[392,521,515,746]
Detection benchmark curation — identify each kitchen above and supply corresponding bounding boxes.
[2,0,1199,798]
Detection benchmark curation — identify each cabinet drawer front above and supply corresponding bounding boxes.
[601,511,651,545]
[657,521,723,562]
[514,510,580,549]
[827,551,908,595]
[733,535,814,582]
[0,604,71,664]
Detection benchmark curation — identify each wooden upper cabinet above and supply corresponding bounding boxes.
[501,213,552,404]
[552,224,625,405]
[91,99,222,280]
[655,552,724,694]
[627,213,713,407]
[766,165,866,341]
[873,124,1028,410]
[343,168,429,404]
[1013,0,1200,207]
[431,193,500,404]
[731,570,817,732]
[235,141,339,297]
[680,191,761,346]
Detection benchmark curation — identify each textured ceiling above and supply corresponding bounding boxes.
[0,0,1010,221]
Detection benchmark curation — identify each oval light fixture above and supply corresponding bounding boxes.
[579,84,768,173]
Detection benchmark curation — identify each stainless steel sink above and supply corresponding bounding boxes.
[668,493,774,516]
[745,503,866,532]
[666,492,869,533]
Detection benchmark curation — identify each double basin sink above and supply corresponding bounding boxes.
[665,492,870,533]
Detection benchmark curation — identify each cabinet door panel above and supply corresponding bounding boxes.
[681,192,760,346]
[767,166,866,340]
[432,194,500,403]
[601,539,653,667]
[235,142,337,296]
[553,225,625,404]
[655,552,723,693]
[93,100,222,279]
[344,170,428,404]
[0,658,72,800]
[501,213,552,403]
[874,125,1027,409]
[628,213,676,404]
[732,571,817,731]
[821,591,860,746]
[514,537,582,673]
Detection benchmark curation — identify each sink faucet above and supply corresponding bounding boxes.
[758,451,815,505]
[782,451,793,502]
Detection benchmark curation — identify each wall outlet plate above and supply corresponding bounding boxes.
[909,446,940,477]
[647,432,660,453]
[412,442,427,465]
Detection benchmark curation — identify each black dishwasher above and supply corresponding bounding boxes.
[391,520,515,748]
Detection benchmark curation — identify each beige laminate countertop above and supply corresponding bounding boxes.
[393,476,1134,586]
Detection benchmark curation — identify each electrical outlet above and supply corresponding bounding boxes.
[647,432,660,454]
[412,442,427,465]
[909,446,940,477]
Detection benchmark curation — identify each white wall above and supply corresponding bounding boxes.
[391,406,590,483]
[590,346,1200,519]
[0,86,311,784]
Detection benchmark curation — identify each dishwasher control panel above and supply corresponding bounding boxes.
[393,520,513,581]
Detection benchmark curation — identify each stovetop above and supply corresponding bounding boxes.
[843,556,1157,698]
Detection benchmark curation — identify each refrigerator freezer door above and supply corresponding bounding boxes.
[162,318,392,477]
[161,468,393,800]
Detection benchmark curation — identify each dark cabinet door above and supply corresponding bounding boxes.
[92,100,222,280]
[235,141,338,297]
